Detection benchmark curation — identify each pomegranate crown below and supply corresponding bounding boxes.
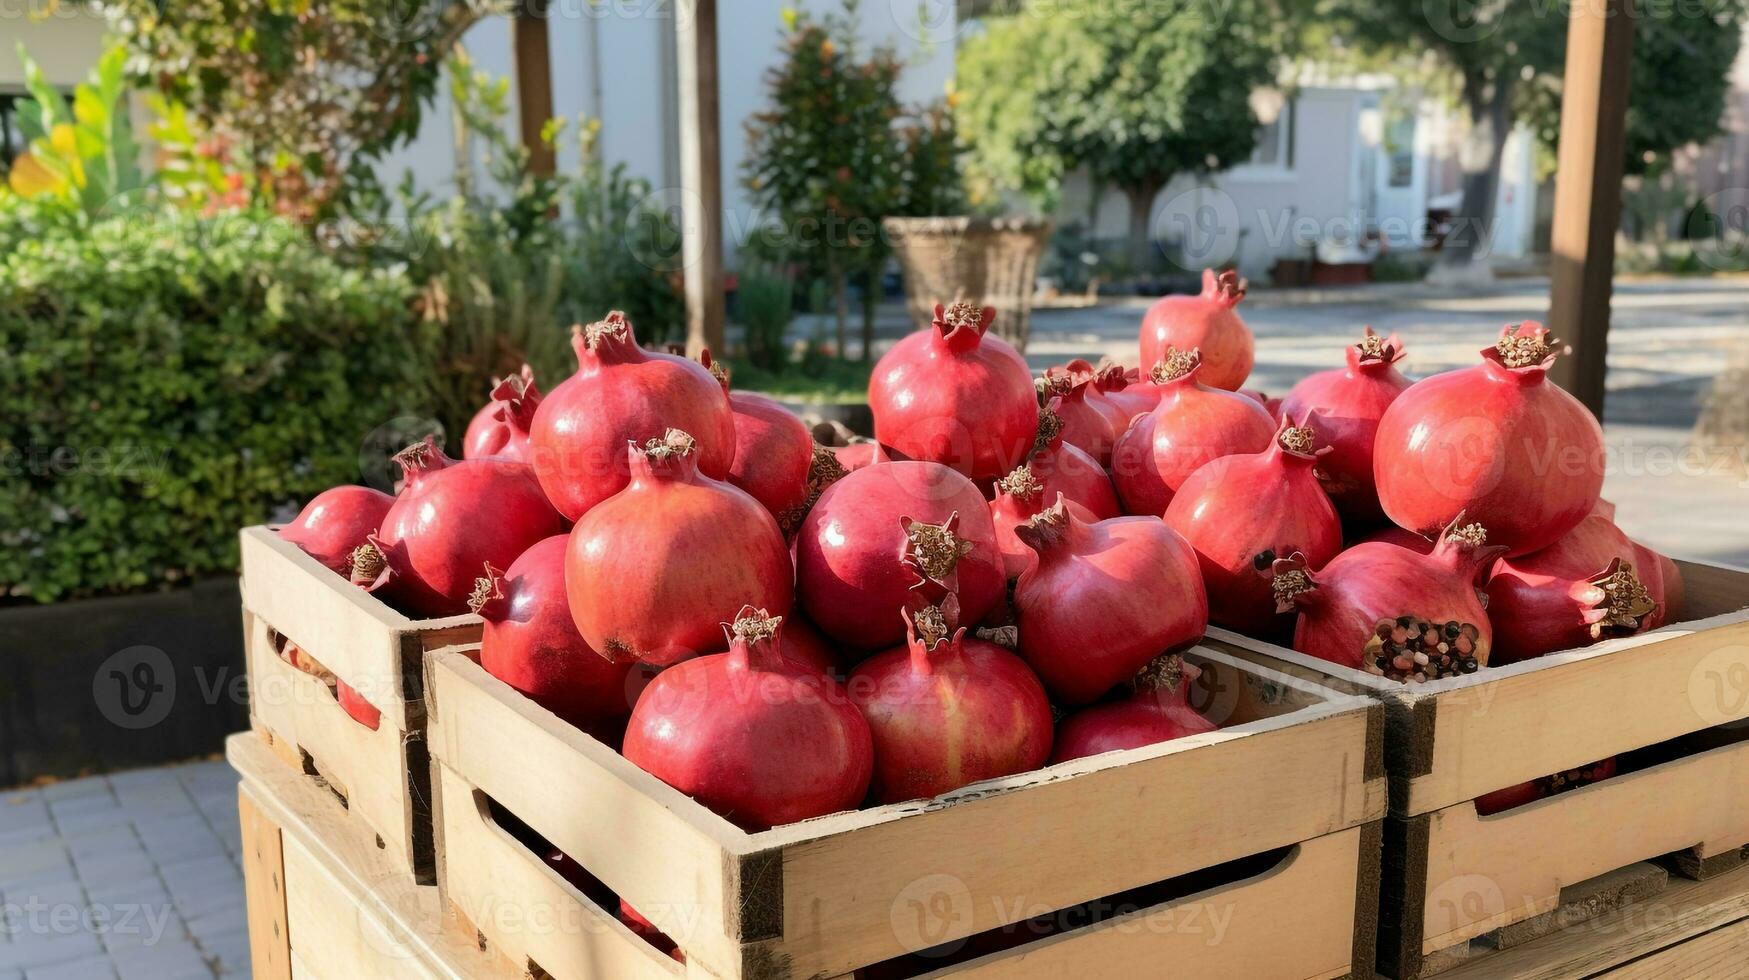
[348,535,396,593]
[931,301,996,351]
[723,606,794,672]
[467,563,508,619]
[1094,361,1129,392]
[1133,654,1200,696]
[995,463,1044,504]
[697,347,730,392]
[1038,368,1093,403]
[392,436,453,482]
[572,311,645,365]
[900,511,973,600]
[1583,558,1659,640]
[1147,346,1203,385]
[1482,321,1564,372]
[1268,551,1317,614]
[902,593,966,662]
[1013,494,1079,555]
[1431,513,1509,580]
[1203,268,1247,307]
[1029,406,1065,457]
[488,369,543,427]
[1275,413,1332,462]
[1349,327,1406,370]
[627,428,701,481]
[780,444,848,536]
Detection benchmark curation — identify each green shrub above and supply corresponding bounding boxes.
[0,200,424,602]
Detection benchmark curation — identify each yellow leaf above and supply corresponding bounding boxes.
[49,123,86,187]
[7,150,66,197]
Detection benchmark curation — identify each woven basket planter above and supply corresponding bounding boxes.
[883,216,1053,352]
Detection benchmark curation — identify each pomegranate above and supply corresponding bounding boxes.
[622,607,873,830]
[1272,517,1505,681]
[279,485,394,574]
[1138,269,1255,391]
[1485,508,1662,664]
[795,460,1005,650]
[832,440,901,472]
[335,678,381,731]
[1356,525,1434,553]
[1108,348,1275,516]
[469,536,642,736]
[726,390,827,534]
[1474,758,1617,816]
[989,468,1098,581]
[1013,499,1207,705]
[1039,361,1127,465]
[1163,418,1343,638]
[1093,363,1156,421]
[365,438,565,617]
[1278,328,1413,526]
[1051,656,1219,763]
[1633,540,1685,628]
[530,312,735,520]
[869,302,1038,485]
[847,599,1053,803]
[1374,323,1604,556]
[463,366,543,463]
[1025,408,1121,519]
[567,430,792,667]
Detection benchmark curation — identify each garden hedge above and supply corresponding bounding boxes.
[0,202,425,602]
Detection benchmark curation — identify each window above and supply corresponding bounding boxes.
[1248,98,1296,170]
[1385,113,1416,188]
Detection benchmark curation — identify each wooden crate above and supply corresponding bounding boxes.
[424,644,1388,980]
[1207,558,1749,978]
[231,731,505,980]
[239,525,480,880]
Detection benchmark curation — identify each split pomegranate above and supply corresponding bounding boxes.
[335,678,381,731]
[795,460,1005,650]
[869,302,1038,485]
[566,430,792,667]
[1272,517,1505,681]
[469,536,642,737]
[1012,499,1207,705]
[847,599,1053,803]
[463,365,543,463]
[1278,328,1413,526]
[1138,269,1255,391]
[530,312,735,520]
[726,390,825,534]
[1108,348,1276,516]
[1039,361,1126,465]
[365,438,565,617]
[1474,758,1617,816]
[279,485,394,574]
[1485,507,1662,664]
[1374,323,1604,556]
[989,467,1097,580]
[1022,408,1120,519]
[622,607,873,830]
[1051,656,1219,763]
[1163,418,1343,637]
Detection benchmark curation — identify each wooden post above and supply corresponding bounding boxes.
[1546,0,1636,418]
[677,0,727,356]
[513,1,556,177]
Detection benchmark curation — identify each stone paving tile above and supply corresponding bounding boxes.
[158,856,240,926]
[0,929,105,972]
[110,936,212,980]
[24,955,118,980]
[200,929,250,978]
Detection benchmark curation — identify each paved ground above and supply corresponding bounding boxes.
[0,762,245,979]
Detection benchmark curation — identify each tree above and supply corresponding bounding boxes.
[1326,0,1746,274]
[742,4,905,360]
[107,0,509,217]
[957,4,1287,268]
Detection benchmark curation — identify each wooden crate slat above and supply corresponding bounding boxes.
[282,831,446,980]
[240,787,292,980]
[1596,917,1749,978]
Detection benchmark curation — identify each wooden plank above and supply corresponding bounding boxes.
[1598,917,1749,978]
[240,787,292,980]
[676,0,726,356]
[1419,738,1749,953]
[248,615,425,877]
[240,526,480,733]
[1545,0,1637,418]
[282,832,442,980]
[1438,861,1749,980]
[918,826,1369,980]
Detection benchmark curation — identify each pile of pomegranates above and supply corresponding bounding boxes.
[270,292,1686,835]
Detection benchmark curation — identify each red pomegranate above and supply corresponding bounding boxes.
[364,439,565,617]
[831,440,901,472]
[847,599,1053,803]
[1374,323,1604,556]
[1474,759,1617,816]
[1278,328,1413,527]
[530,312,735,520]
[989,468,1098,581]
[1051,656,1218,763]
[1094,363,1157,422]
[470,536,642,737]
[463,366,543,463]
[1108,348,1276,516]
[279,485,394,574]
[1272,517,1505,681]
[1163,418,1343,638]
[335,678,381,731]
[1633,540,1685,629]
[795,460,1005,650]
[1023,408,1121,518]
[622,607,873,830]
[869,302,1038,485]
[1139,269,1255,391]
[726,390,821,534]
[1039,361,1127,465]
[567,430,792,667]
[1013,499,1208,705]
[1485,507,1662,664]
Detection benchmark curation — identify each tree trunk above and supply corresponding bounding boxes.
[861,264,879,362]
[1122,180,1164,274]
[1439,73,1516,274]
